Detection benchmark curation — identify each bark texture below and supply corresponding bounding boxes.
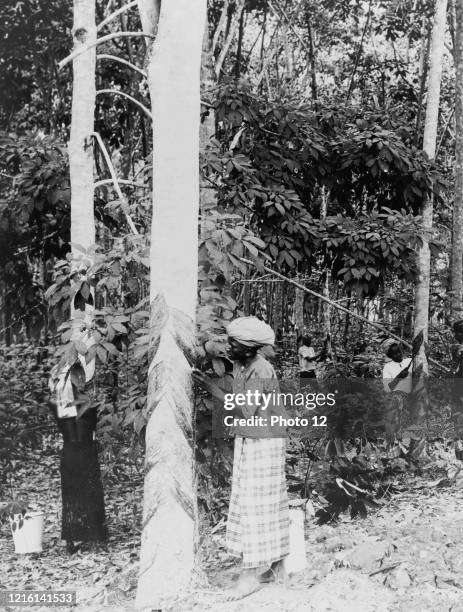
[452,0,463,321]
[69,0,96,253]
[136,1,206,609]
[200,19,217,236]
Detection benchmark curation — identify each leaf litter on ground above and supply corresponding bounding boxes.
[2,440,463,611]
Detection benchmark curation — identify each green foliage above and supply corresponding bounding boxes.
[0,500,29,523]
[0,344,54,471]
[205,84,442,296]
[0,0,71,131]
[0,0,455,531]
[329,116,444,213]
[321,208,422,296]
[0,132,70,340]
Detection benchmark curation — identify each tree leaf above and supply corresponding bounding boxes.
[97,346,107,363]
[74,339,88,355]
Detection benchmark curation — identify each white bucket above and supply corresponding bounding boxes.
[9,512,44,554]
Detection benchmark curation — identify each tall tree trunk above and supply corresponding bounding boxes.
[413,0,447,373]
[136,1,206,609]
[69,0,96,254]
[69,0,97,369]
[452,0,463,321]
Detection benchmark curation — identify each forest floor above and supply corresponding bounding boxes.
[2,440,463,612]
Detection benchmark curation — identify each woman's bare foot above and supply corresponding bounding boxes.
[258,559,287,584]
[224,569,262,601]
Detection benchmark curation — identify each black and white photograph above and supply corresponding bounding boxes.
[1,0,463,610]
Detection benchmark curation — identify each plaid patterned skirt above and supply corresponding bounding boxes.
[226,436,290,569]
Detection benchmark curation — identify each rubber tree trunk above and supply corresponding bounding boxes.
[68,0,96,369]
[136,1,206,609]
[452,0,463,321]
[70,0,96,253]
[413,0,447,373]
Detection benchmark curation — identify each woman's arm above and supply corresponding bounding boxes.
[192,369,226,402]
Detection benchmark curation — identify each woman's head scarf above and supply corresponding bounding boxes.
[226,316,275,347]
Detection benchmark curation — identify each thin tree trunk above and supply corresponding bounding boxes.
[321,186,333,357]
[260,7,267,69]
[0,282,6,344]
[70,0,96,255]
[215,0,244,79]
[415,17,431,145]
[452,0,463,321]
[273,280,284,341]
[136,1,206,608]
[294,283,304,336]
[306,11,317,101]
[346,0,372,102]
[68,0,97,373]
[200,18,216,238]
[212,0,229,55]
[235,5,245,79]
[281,21,293,79]
[449,0,456,55]
[413,0,448,374]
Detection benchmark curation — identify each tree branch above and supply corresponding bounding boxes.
[239,256,450,373]
[58,32,154,70]
[91,132,139,235]
[97,0,138,32]
[97,53,147,77]
[346,0,373,101]
[212,0,230,54]
[94,178,150,189]
[96,89,152,119]
[201,99,215,109]
[436,108,455,158]
[269,0,310,57]
[255,8,285,88]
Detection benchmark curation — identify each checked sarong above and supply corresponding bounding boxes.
[226,436,290,568]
